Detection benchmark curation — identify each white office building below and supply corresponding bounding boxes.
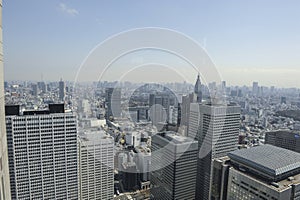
[6,105,78,199]
[78,131,114,200]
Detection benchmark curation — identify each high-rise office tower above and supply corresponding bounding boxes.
[37,81,46,93]
[187,102,201,140]
[150,131,198,200]
[181,93,197,136]
[265,130,300,153]
[195,103,241,200]
[78,131,114,200]
[105,88,121,119]
[252,81,259,96]
[59,78,65,101]
[5,104,78,199]
[227,145,300,200]
[194,74,202,103]
[32,83,38,96]
[149,93,170,126]
[0,1,12,199]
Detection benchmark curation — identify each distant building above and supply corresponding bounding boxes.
[150,131,198,200]
[195,103,241,200]
[149,93,170,126]
[37,81,46,93]
[265,130,300,153]
[281,96,287,104]
[59,79,65,101]
[252,81,259,96]
[105,88,121,119]
[221,81,226,94]
[78,131,114,200]
[194,74,202,103]
[32,83,38,96]
[227,145,300,200]
[5,104,78,199]
[0,1,11,198]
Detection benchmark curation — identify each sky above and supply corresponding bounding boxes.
[3,0,300,87]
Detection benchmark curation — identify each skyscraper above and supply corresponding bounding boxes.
[187,102,201,140]
[252,81,259,96]
[0,1,11,199]
[150,131,198,200]
[149,93,170,126]
[195,103,241,200]
[105,88,121,119]
[59,78,65,101]
[181,93,197,136]
[78,131,114,200]
[194,74,202,103]
[5,105,78,199]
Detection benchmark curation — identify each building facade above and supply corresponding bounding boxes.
[187,102,201,140]
[150,131,198,200]
[105,88,121,119]
[181,93,197,136]
[265,130,300,153]
[0,1,11,199]
[78,131,114,200]
[6,105,78,199]
[227,145,300,200]
[195,104,241,200]
[59,79,65,101]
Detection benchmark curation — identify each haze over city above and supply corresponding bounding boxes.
[3,0,300,87]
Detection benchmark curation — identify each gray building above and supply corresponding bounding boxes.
[187,102,201,140]
[105,88,121,119]
[78,131,114,200]
[59,79,65,101]
[211,156,231,200]
[149,94,170,127]
[0,1,11,198]
[265,130,300,153]
[195,103,241,200]
[181,93,197,136]
[150,131,198,200]
[6,105,78,199]
[227,144,300,200]
[194,74,202,103]
[252,81,259,96]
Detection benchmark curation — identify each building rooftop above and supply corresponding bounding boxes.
[157,131,196,144]
[79,130,113,142]
[229,144,300,181]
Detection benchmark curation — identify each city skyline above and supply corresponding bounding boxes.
[3,2,300,200]
[3,1,300,87]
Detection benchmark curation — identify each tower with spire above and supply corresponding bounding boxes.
[194,74,202,103]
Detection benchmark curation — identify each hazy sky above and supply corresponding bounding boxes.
[3,0,300,87]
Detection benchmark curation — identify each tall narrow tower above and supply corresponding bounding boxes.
[194,74,202,103]
[0,1,12,199]
[59,78,65,102]
[195,103,241,200]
